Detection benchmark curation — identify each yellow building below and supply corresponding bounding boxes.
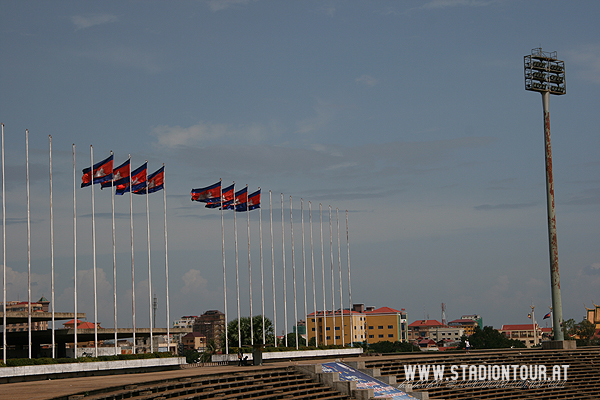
[585,303,600,330]
[364,306,408,343]
[307,309,366,346]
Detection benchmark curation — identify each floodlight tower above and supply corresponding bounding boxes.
[524,48,566,342]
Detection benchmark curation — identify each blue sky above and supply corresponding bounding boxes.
[1,0,599,333]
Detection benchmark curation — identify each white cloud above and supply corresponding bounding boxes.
[421,0,497,10]
[71,14,119,30]
[150,121,276,148]
[356,74,378,87]
[206,0,257,12]
[79,46,165,74]
[567,44,600,84]
[181,269,209,294]
[4,266,50,301]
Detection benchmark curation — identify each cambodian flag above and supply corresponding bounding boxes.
[205,183,235,208]
[543,312,551,320]
[223,187,248,211]
[116,162,147,195]
[81,154,113,188]
[134,166,164,194]
[235,189,260,212]
[191,181,221,202]
[101,158,130,189]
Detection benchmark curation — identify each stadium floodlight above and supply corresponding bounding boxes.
[524,48,566,344]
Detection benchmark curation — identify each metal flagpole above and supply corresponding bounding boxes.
[49,136,56,358]
[246,185,253,346]
[1,124,5,364]
[301,199,307,347]
[145,162,153,352]
[290,196,298,349]
[337,208,343,346]
[281,193,287,347]
[163,164,170,353]
[90,146,98,357]
[111,152,118,355]
[346,210,353,347]
[129,155,136,354]
[269,191,276,346]
[73,145,78,358]
[26,130,32,358]
[259,188,265,345]
[329,205,335,346]
[309,201,317,347]
[319,204,326,346]
[220,179,228,354]
[234,183,241,348]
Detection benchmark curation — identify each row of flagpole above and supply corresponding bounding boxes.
[192,181,353,352]
[1,125,169,360]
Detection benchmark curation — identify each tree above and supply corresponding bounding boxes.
[562,318,576,339]
[222,316,275,349]
[576,319,596,346]
[200,338,217,362]
[367,341,420,353]
[285,332,307,348]
[460,326,525,349]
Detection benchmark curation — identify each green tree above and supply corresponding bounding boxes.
[200,338,217,362]
[285,332,307,348]
[222,316,275,349]
[367,341,420,353]
[576,319,596,345]
[562,318,576,339]
[460,326,526,349]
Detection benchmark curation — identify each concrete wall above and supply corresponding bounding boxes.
[0,357,185,379]
[212,347,363,363]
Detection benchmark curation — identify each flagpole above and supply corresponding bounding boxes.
[246,185,253,346]
[320,203,326,346]
[1,123,5,364]
[337,208,344,346]
[145,161,153,353]
[346,210,353,347]
[309,201,317,347]
[129,155,136,354]
[49,136,56,358]
[329,205,335,346]
[90,146,98,357]
[290,196,298,350]
[269,191,276,346]
[163,164,170,353]
[26,130,32,358]
[73,144,78,358]
[281,193,287,347]
[220,179,228,354]
[111,151,118,355]
[301,199,307,347]
[258,188,265,345]
[234,183,241,348]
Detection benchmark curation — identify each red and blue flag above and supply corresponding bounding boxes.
[543,312,551,320]
[191,181,221,202]
[101,158,130,189]
[223,187,248,211]
[205,183,235,208]
[116,162,147,195]
[235,189,260,211]
[81,154,113,188]
[134,166,164,194]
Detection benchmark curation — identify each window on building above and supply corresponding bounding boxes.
[388,334,393,338]
[335,336,341,340]
[378,326,383,329]
[311,319,315,322]
[368,326,373,330]
[369,335,374,338]
[388,325,393,329]
[312,328,315,331]
[326,327,330,331]
[327,336,331,340]
[335,327,340,330]
[378,334,384,338]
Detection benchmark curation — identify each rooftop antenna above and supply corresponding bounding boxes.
[441,303,447,326]
[153,294,158,328]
